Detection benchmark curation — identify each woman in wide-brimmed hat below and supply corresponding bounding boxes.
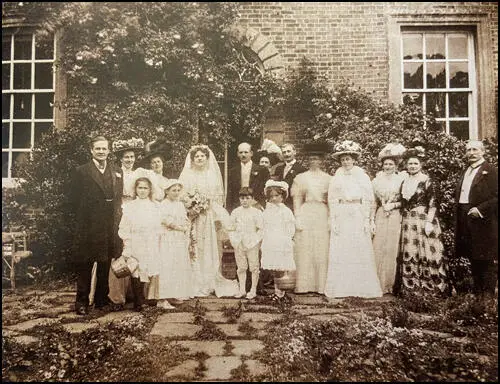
[396,142,449,297]
[112,138,147,203]
[141,138,173,202]
[324,140,383,298]
[371,143,407,294]
[291,142,332,294]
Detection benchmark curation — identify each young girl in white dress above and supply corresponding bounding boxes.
[260,180,296,300]
[157,179,194,309]
[118,176,163,311]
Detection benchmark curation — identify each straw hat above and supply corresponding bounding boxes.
[378,143,406,163]
[112,138,145,157]
[163,179,183,191]
[264,179,289,199]
[140,137,173,166]
[332,140,362,159]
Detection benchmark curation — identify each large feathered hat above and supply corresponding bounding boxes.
[112,137,145,157]
[140,137,172,166]
[332,140,362,159]
[257,138,283,166]
[378,143,406,162]
[403,139,426,160]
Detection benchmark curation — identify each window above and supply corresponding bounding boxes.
[401,30,477,140]
[2,32,55,179]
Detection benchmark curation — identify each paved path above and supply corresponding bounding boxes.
[2,289,398,381]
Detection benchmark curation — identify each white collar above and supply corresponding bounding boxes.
[241,160,253,168]
[93,158,107,170]
[469,159,485,169]
[285,159,296,166]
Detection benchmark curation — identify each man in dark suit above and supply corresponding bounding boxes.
[272,143,307,211]
[226,142,270,213]
[455,140,498,296]
[70,136,124,314]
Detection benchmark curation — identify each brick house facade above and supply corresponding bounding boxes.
[2,2,498,184]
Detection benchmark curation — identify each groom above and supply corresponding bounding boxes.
[226,142,270,213]
[70,136,123,315]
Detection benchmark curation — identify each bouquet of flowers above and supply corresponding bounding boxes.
[182,190,210,261]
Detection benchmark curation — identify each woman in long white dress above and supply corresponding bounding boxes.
[291,143,331,294]
[179,144,238,297]
[372,143,406,294]
[324,140,382,298]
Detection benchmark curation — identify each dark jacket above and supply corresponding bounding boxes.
[70,161,124,263]
[454,161,498,261]
[273,161,307,211]
[226,162,270,212]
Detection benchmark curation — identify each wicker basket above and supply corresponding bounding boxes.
[275,270,296,290]
[111,255,139,278]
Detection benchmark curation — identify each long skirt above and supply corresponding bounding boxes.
[294,201,330,293]
[398,206,448,296]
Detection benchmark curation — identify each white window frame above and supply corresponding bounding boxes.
[2,31,56,182]
[400,30,477,140]
[387,14,497,140]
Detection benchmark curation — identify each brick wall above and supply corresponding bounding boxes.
[239,2,498,140]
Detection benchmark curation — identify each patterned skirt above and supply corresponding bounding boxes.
[397,206,448,296]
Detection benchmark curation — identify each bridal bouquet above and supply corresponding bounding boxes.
[182,190,210,261]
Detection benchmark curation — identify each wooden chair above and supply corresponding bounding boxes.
[2,231,32,290]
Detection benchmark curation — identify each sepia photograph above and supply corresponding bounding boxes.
[2,2,498,382]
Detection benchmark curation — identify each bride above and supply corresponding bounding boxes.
[179,144,239,297]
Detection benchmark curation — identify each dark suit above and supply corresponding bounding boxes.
[70,161,123,308]
[226,162,270,213]
[273,161,307,211]
[455,161,498,294]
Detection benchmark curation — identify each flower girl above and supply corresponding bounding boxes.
[118,176,162,311]
[157,180,194,309]
[260,180,296,300]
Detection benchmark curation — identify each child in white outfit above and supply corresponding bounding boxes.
[261,180,296,299]
[118,176,162,311]
[229,187,263,299]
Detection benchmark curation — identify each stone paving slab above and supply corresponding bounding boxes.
[58,312,82,321]
[164,359,199,379]
[294,307,348,316]
[217,323,245,337]
[150,322,202,338]
[12,335,39,345]
[418,329,454,339]
[62,322,100,334]
[309,314,350,323]
[291,295,329,305]
[245,359,269,377]
[244,304,278,313]
[175,340,226,356]
[2,329,19,337]
[154,312,195,324]
[239,312,282,323]
[94,310,140,324]
[1,294,25,303]
[204,356,242,380]
[4,317,59,332]
[43,305,72,316]
[197,298,241,311]
[231,340,265,356]
[204,311,228,323]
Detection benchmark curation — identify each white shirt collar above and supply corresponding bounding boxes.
[285,159,296,166]
[241,160,253,168]
[93,158,107,170]
[469,158,485,169]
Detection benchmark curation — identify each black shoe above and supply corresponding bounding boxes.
[109,303,124,312]
[75,305,89,315]
[133,304,144,312]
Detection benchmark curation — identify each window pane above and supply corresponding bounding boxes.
[435,120,446,133]
[11,152,30,177]
[2,35,11,61]
[449,93,468,117]
[2,152,9,178]
[13,63,31,89]
[448,34,468,59]
[12,122,32,149]
[35,93,54,118]
[2,64,10,89]
[14,35,32,60]
[426,34,445,59]
[35,63,53,89]
[2,94,11,119]
[403,63,423,89]
[2,123,10,149]
[402,93,423,107]
[34,122,52,144]
[449,62,469,88]
[403,34,422,60]
[35,37,54,60]
[425,93,446,118]
[13,93,32,119]
[449,121,469,140]
[426,62,446,88]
